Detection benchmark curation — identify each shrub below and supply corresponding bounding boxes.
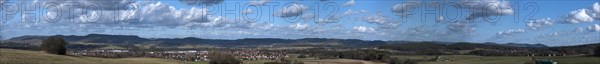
[595,46,600,57]
[297,54,307,58]
[41,36,68,55]
[208,52,242,64]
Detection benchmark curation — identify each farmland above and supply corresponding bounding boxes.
[0,48,201,64]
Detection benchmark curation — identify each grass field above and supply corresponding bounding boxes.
[286,54,386,64]
[393,55,600,64]
[2,49,598,64]
[0,48,204,64]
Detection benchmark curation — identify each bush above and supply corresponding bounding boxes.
[208,52,242,64]
[297,54,307,58]
[388,58,417,64]
[595,46,600,57]
[41,36,68,55]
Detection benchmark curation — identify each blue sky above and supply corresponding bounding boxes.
[1,0,599,46]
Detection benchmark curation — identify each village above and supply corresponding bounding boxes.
[68,49,289,61]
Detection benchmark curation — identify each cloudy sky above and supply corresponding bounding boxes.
[1,0,599,46]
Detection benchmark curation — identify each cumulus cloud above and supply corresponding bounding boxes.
[43,0,137,11]
[353,26,375,33]
[496,29,525,36]
[249,0,269,6]
[361,13,401,29]
[36,0,138,23]
[275,3,308,18]
[563,2,600,23]
[590,2,600,19]
[447,21,476,34]
[33,1,222,29]
[458,0,514,20]
[134,2,220,26]
[178,0,224,6]
[587,24,600,32]
[288,23,309,30]
[362,13,388,24]
[343,0,355,6]
[526,18,554,30]
[563,9,595,23]
[391,1,420,16]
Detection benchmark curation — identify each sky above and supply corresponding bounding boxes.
[0,0,599,46]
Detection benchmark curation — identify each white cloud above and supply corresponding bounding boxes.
[496,29,525,36]
[563,9,594,23]
[316,18,338,23]
[436,16,445,22]
[359,10,368,13]
[342,9,355,16]
[587,24,600,32]
[361,13,401,29]
[33,1,222,29]
[459,0,514,20]
[314,9,355,23]
[300,13,315,20]
[43,0,137,11]
[343,0,355,6]
[275,3,308,18]
[526,18,554,30]
[249,0,269,6]
[391,1,420,16]
[563,2,600,23]
[353,26,375,33]
[362,13,388,24]
[0,0,6,6]
[38,0,138,22]
[134,2,219,27]
[447,21,476,34]
[243,9,252,14]
[178,0,224,6]
[589,2,600,19]
[288,23,309,30]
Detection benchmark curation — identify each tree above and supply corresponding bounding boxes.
[208,52,242,64]
[41,36,68,55]
[595,46,600,57]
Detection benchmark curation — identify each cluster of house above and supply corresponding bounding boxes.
[68,49,288,61]
[145,50,209,61]
[226,50,288,60]
[68,49,141,58]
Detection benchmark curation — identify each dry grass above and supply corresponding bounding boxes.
[302,59,386,64]
[0,48,202,64]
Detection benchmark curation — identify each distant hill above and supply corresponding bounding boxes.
[3,34,597,56]
[2,34,565,50]
[379,42,599,55]
[4,34,387,49]
[483,42,548,48]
